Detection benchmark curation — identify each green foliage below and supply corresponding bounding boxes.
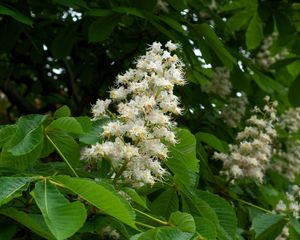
[1,0,300,239]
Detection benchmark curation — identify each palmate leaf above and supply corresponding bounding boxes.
[31,180,86,240]
[0,208,55,240]
[0,176,37,206]
[52,175,136,228]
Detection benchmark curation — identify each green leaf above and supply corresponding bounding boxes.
[54,0,88,9]
[150,188,179,219]
[246,13,263,50]
[86,9,113,17]
[8,114,46,156]
[47,117,84,134]
[194,217,217,240]
[181,193,219,227]
[252,213,286,240]
[290,214,300,235]
[0,176,37,206]
[196,190,237,239]
[288,74,300,107]
[31,180,86,240]
[9,125,43,156]
[54,106,71,118]
[132,227,193,240]
[169,211,195,233]
[123,187,148,209]
[51,25,77,59]
[88,14,120,42]
[158,16,186,34]
[46,130,80,177]
[0,218,17,240]
[0,138,43,170]
[0,208,55,239]
[0,5,33,26]
[0,125,16,148]
[195,132,228,153]
[113,7,144,18]
[79,117,110,144]
[193,23,236,69]
[226,11,252,32]
[75,116,92,132]
[166,128,199,188]
[52,175,136,228]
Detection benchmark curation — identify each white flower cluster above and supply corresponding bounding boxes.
[83,41,185,187]
[214,97,277,182]
[272,140,300,182]
[278,107,300,134]
[202,67,232,99]
[274,185,300,240]
[221,93,248,128]
[256,32,289,69]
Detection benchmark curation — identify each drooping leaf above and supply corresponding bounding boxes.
[288,74,300,107]
[31,180,86,240]
[193,23,236,69]
[0,5,33,26]
[52,175,136,228]
[0,176,37,206]
[246,13,263,50]
[88,14,120,42]
[195,132,228,153]
[51,25,77,59]
[169,211,196,233]
[0,208,55,239]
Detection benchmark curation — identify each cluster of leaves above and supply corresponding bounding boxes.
[1,0,300,239]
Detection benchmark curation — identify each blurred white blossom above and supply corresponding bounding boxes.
[256,32,289,69]
[222,93,248,128]
[202,67,232,99]
[214,97,278,182]
[278,107,300,134]
[274,185,300,240]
